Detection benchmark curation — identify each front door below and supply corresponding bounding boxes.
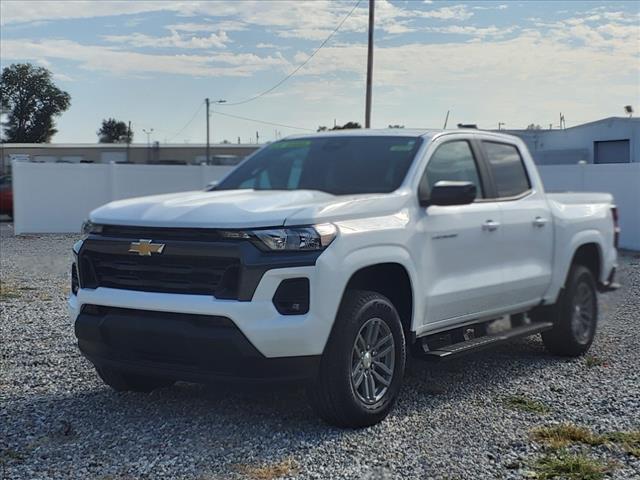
[416,138,504,327]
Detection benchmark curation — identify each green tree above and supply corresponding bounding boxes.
[97,118,133,143]
[317,121,362,132]
[0,63,71,143]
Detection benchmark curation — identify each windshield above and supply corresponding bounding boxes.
[215,136,422,195]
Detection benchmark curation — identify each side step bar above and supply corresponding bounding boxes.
[422,321,554,360]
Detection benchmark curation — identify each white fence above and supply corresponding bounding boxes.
[538,163,639,250]
[12,162,233,234]
[12,161,640,250]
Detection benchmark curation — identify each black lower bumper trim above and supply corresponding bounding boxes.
[76,305,320,383]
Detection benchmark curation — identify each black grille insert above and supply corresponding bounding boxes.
[79,238,241,297]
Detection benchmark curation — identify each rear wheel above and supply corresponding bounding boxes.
[307,290,406,428]
[96,366,174,392]
[532,264,598,356]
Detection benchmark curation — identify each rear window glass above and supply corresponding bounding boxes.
[483,142,530,197]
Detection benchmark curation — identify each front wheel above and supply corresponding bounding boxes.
[532,264,598,357]
[307,290,406,428]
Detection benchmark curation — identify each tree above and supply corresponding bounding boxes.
[388,124,404,129]
[0,63,71,143]
[97,118,133,143]
[316,121,362,132]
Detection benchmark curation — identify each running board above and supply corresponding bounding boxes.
[422,322,554,360]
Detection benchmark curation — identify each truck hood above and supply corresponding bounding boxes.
[90,189,407,229]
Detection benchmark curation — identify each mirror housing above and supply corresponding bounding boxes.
[419,181,477,207]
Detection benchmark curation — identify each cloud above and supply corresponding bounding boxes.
[103,30,231,49]
[167,21,248,33]
[0,1,176,25]
[1,39,290,77]
[421,5,474,21]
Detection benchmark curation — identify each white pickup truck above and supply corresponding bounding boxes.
[69,129,619,427]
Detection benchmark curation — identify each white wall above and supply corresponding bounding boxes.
[12,161,639,250]
[13,162,233,234]
[538,163,640,250]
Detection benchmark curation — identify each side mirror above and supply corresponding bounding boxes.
[419,181,476,207]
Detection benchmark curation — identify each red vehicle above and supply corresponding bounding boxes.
[0,175,13,219]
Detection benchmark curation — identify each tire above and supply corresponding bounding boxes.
[96,366,174,393]
[307,290,406,428]
[532,264,598,357]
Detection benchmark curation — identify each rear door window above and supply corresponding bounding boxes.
[482,142,530,198]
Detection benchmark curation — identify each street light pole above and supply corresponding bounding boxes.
[142,128,154,163]
[365,0,375,128]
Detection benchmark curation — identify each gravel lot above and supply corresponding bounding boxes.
[1,222,639,480]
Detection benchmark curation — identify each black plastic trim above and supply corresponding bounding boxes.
[76,305,321,382]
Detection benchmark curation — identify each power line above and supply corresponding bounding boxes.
[212,110,314,131]
[167,101,204,142]
[221,0,362,106]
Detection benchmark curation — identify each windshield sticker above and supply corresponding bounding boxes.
[270,140,311,149]
[390,141,416,152]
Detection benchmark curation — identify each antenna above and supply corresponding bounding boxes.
[443,110,450,129]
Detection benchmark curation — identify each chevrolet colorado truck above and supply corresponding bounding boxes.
[70,129,619,428]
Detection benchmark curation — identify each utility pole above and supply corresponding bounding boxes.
[126,121,132,163]
[142,128,153,163]
[365,0,375,128]
[205,98,210,165]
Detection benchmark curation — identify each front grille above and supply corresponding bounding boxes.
[78,234,242,298]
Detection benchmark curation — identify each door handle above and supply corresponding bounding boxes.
[533,216,549,228]
[482,220,500,232]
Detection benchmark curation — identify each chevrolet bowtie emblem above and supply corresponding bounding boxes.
[129,239,165,256]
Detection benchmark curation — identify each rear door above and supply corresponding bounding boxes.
[417,137,504,326]
[480,140,554,307]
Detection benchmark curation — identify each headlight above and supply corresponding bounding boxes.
[81,220,102,235]
[222,224,337,251]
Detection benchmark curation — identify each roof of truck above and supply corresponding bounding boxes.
[287,128,441,139]
[285,128,507,140]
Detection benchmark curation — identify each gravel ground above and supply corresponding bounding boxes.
[1,222,639,480]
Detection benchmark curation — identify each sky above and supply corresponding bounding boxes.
[1,0,639,144]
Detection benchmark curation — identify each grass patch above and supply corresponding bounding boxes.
[0,280,21,300]
[504,395,551,414]
[237,458,299,480]
[532,424,602,449]
[532,424,640,457]
[605,431,640,457]
[533,451,614,480]
[584,355,607,368]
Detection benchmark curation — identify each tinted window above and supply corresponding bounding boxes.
[216,136,422,195]
[422,141,483,198]
[483,142,530,197]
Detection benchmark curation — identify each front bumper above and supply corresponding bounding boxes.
[75,304,320,383]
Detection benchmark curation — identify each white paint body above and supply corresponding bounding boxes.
[68,130,618,358]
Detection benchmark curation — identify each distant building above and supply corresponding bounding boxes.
[501,117,639,165]
[0,143,261,173]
